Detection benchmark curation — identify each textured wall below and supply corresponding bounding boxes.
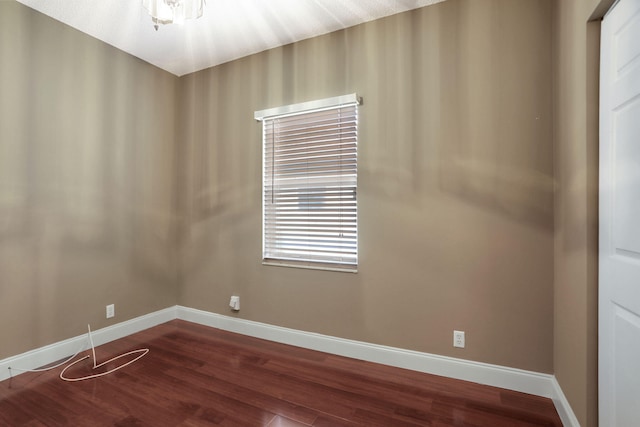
[0,2,179,359]
[177,0,555,373]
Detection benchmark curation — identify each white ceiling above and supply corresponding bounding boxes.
[16,0,445,76]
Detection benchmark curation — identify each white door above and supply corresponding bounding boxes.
[600,0,640,425]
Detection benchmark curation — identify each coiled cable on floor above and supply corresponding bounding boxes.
[7,324,148,382]
[59,324,149,382]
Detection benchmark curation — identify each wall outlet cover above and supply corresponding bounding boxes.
[453,330,465,348]
[106,304,115,319]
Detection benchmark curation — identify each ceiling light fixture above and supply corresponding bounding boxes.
[142,0,205,31]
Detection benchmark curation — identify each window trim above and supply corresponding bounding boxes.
[256,94,362,273]
[254,93,361,122]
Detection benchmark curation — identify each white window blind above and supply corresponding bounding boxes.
[255,94,360,272]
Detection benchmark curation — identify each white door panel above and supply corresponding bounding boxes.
[613,101,640,254]
[613,8,640,76]
[612,304,640,426]
[600,0,640,425]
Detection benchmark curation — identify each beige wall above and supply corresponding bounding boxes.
[178,0,555,373]
[0,2,179,359]
[552,0,612,425]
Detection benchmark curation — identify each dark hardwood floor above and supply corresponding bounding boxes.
[0,320,562,426]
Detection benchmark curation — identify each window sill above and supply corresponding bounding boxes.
[262,260,358,273]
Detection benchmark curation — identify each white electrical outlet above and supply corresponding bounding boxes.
[106,304,115,319]
[453,330,465,348]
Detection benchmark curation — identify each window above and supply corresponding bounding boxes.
[255,94,361,272]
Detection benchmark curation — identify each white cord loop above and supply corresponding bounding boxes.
[8,324,149,382]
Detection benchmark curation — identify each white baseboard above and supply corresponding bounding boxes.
[176,306,579,426]
[177,306,552,394]
[551,376,581,427]
[0,305,579,426]
[0,306,176,383]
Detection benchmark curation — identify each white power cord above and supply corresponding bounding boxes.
[59,324,148,382]
[8,339,89,377]
[7,324,149,383]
